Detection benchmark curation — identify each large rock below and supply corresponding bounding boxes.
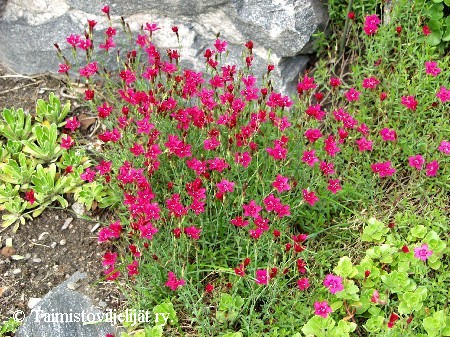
[16,272,117,337]
[0,0,327,93]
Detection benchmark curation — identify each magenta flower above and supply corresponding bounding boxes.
[363,14,381,35]
[208,157,229,172]
[23,189,34,205]
[409,154,425,170]
[230,216,249,227]
[324,136,341,157]
[314,301,333,318]
[77,38,92,50]
[106,27,116,37]
[272,174,291,193]
[297,277,310,290]
[60,135,74,149]
[319,161,335,175]
[401,95,418,111]
[302,150,319,167]
[426,161,439,177]
[273,203,290,218]
[235,151,252,168]
[266,139,288,160]
[263,194,282,212]
[99,37,116,51]
[380,128,397,141]
[365,14,381,26]
[303,189,319,206]
[304,128,323,142]
[166,194,188,217]
[305,104,326,120]
[65,116,80,131]
[425,61,441,76]
[102,252,117,267]
[214,39,227,53]
[139,223,158,240]
[80,167,97,182]
[127,260,139,276]
[165,271,185,290]
[95,160,112,175]
[58,63,70,73]
[254,216,270,231]
[438,140,450,154]
[371,290,380,303]
[216,180,235,194]
[371,161,396,177]
[362,77,380,89]
[414,244,433,261]
[249,228,264,239]
[323,274,344,294]
[136,117,155,134]
[101,5,110,15]
[357,123,369,135]
[79,61,98,79]
[184,226,202,240]
[255,269,270,285]
[330,77,341,87]
[355,137,373,152]
[144,22,160,32]
[66,34,81,47]
[97,102,113,119]
[297,75,317,91]
[243,200,263,218]
[204,136,220,151]
[436,86,450,103]
[345,88,361,102]
[327,179,342,194]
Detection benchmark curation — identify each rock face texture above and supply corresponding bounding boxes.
[0,0,327,93]
[16,272,117,337]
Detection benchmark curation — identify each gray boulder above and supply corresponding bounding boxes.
[16,272,117,337]
[0,0,327,93]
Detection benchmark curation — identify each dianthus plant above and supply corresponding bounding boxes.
[56,7,329,333]
[54,2,450,334]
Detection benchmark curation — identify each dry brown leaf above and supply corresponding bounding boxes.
[78,113,97,130]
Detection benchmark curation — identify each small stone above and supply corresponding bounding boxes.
[38,232,50,241]
[50,242,57,249]
[25,253,31,259]
[59,239,67,246]
[0,286,7,297]
[61,217,73,230]
[32,258,42,263]
[97,301,107,308]
[55,215,59,220]
[1,246,16,258]
[27,297,41,309]
[71,202,85,217]
[90,223,101,233]
[12,268,21,275]
[66,282,80,290]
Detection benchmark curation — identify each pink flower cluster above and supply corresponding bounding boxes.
[364,14,381,35]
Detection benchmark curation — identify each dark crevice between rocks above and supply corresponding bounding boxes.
[0,0,7,18]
